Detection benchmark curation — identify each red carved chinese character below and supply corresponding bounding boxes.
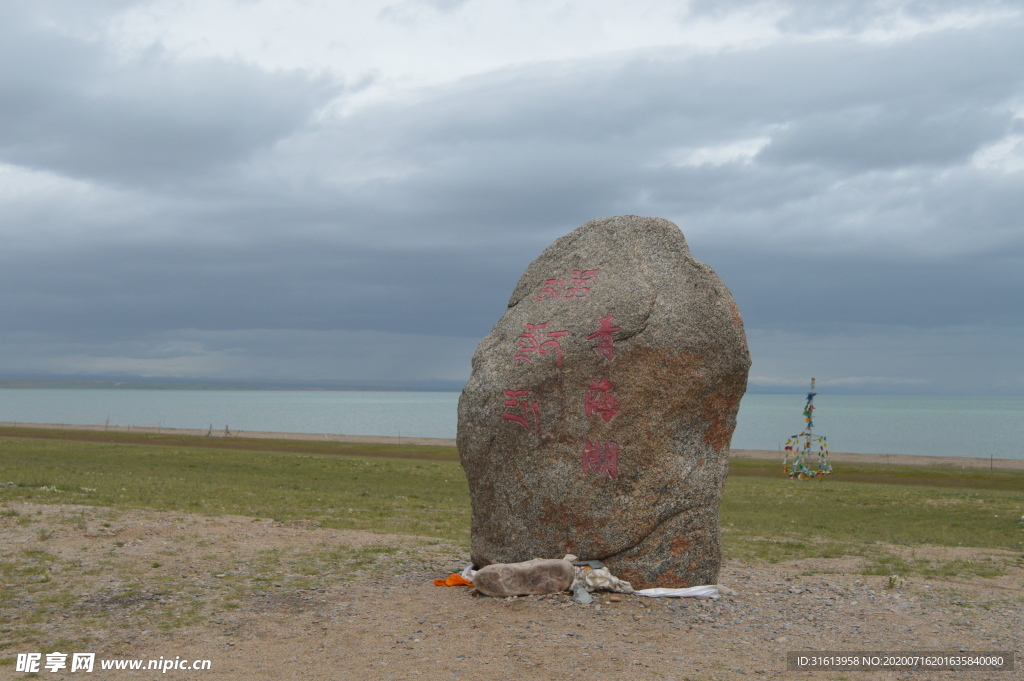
[582,440,618,479]
[584,378,620,422]
[565,269,600,298]
[536,269,600,300]
[514,323,568,368]
[586,312,621,361]
[503,389,539,435]
[536,278,565,301]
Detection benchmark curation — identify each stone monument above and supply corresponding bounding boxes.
[458,215,750,589]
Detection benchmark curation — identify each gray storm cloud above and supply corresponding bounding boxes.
[0,1,1021,393]
[0,5,341,187]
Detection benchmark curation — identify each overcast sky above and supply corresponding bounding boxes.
[2,0,1022,394]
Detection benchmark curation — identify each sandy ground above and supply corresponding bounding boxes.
[4,422,1023,471]
[3,503,1021,681]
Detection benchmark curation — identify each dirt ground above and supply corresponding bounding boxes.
[3,503,1021,681]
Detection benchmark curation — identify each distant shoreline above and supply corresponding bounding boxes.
[3,421,1022,471]
[0,381,463,392]
[0,421,455,448]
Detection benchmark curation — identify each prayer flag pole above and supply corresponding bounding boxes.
[782,378,833,480]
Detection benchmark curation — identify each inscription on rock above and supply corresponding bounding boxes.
[458,215,751,589]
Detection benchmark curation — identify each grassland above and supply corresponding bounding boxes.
[2,430,1022,557]
[0,434,468,543]
[1,431,1022,663]
[0,425,457,460]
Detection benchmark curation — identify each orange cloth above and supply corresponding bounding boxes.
[433,573,473,587]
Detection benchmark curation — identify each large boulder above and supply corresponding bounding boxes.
[458,215,750,589]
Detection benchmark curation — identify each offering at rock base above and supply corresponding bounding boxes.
[458,215,751,589]
[472,558,576,597]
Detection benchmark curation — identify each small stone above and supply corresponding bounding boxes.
[570,581,594,604]
[473,558,575,597]
[609,595,623,603]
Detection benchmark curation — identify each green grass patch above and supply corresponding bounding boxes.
[0,426,459,460]
[2,434,1022,555]
[860,553,915,576]
[856,552,1011,579]
[722,538,858,564]
[720,473,1024,551]
[728,457,1024,491]
[919,557,1008,578]
[0,435,470,544]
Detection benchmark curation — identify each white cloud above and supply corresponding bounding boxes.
[687,0,1022,43]
[665,136,773,168]
[855,7,1019,43]
[0,163,141,245]
[971,134,1024,173]
[103,0,787,109]
[0,162,101,203]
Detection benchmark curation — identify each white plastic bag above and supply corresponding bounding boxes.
[633,585,720,599]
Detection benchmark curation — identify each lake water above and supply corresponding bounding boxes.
[0,389,1021,460]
